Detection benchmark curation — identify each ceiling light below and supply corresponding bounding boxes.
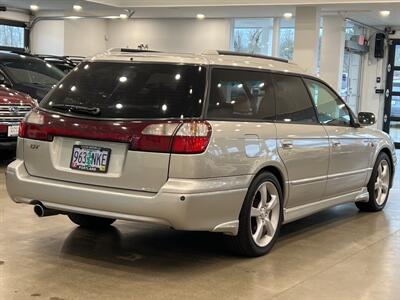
[196,14,205,20]
[120,14,128,19]
[30,4,39,11]
[73,5,82,11]
[380,10,391,17]
[283,12,293,19]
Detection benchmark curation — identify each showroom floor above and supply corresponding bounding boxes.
[1,153,400,300]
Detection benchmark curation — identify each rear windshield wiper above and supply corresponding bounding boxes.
[51,104,101,116]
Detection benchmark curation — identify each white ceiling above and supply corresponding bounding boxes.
[2,0,400,27]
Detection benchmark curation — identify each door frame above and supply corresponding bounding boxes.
[384,39,400,149]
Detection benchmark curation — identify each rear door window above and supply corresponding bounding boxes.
[40,62,206,119]
[272,74,318,123]
[207,69,275,120]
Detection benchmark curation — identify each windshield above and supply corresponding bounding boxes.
[40,62,207,119]
[2,58,64,86]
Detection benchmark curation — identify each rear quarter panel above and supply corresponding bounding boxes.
[168,120,288,198]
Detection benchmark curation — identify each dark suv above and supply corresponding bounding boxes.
[0,52,65,101]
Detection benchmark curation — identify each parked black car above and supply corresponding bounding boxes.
[0,51,65,101]
[36,55,84,74]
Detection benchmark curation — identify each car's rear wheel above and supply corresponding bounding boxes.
[229,172,283,257]
[356,152,391,212]
[68,213,116,229]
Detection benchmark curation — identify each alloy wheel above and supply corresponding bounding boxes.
[250,181,280,247]
[374,160,390,205]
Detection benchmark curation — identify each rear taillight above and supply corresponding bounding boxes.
[133,121,212,154]
[172,122,212,154]
[19,110,47,140]
[131,123,180,153]
[19,110,212,154]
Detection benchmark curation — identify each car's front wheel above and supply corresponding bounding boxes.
[229,172,283,257]
[356,152,392,212]
[68,213,116,229]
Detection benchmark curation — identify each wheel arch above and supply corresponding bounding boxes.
[379,147,395,188]
[252,164,287,204]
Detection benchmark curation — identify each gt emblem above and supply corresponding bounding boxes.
[30,144,40,150]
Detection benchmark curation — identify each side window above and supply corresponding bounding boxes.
[207,69,275,120]
[273,74,318,123]
[304,79,352,126]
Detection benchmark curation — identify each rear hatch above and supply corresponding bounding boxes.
[21,61,207,192]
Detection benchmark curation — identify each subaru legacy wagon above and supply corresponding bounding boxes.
[6,49,396,257]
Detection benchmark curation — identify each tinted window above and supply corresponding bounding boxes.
[273,74,317,123]
[41,62,206,119]
[207,69,275,120]
[1,58,64,85]
[305,79,351,126]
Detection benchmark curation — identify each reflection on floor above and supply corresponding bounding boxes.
[1,151,400,300]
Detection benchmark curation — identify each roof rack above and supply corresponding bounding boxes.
[108,48,160,54]
[207,50,289,63]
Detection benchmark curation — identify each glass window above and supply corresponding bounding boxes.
[41,62,206,119]
[273,74,317,123]
[232,18,274,55]
[207,69,275,120]
[0,23,26,50]
[2,58,64,86]
[278,18,295,60]
[395,45,400,67]
[305,78,351,126]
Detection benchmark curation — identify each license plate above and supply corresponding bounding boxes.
[70,145,111,173]
[7,125,19,137]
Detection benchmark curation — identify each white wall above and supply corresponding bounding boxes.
[64,19,107,56]
[31,20,64,55]
[319,16,345,91]
[106,19,231,53]
[293,7,321,74]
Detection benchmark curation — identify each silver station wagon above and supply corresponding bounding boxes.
[6,49,397,257]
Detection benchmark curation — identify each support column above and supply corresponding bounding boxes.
[319,16,346,91]
[293,7,321,74]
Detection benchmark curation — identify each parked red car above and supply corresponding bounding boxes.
[0,86,36,149]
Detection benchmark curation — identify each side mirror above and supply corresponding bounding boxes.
[358,112,376,126]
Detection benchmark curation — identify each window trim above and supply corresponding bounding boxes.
[0,19,29,52]
[301,75,359,128]
[271,72,320,125]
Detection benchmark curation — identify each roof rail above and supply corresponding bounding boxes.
[206,50,289,63]
[108,48,160,54]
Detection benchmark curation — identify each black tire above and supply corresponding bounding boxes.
[229,172,283,257]
[68,213,116,229]
[356,152,391,212]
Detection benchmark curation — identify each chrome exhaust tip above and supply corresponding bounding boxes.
[33,204,59,217]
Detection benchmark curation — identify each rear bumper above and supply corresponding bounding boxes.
[6,159,250,235]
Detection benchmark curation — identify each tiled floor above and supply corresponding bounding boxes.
[1,151,399,300]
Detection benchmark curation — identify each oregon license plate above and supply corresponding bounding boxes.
[70,145,111,173]
[7,125,19,137]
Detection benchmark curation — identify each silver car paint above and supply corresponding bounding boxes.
[5,51,397,235]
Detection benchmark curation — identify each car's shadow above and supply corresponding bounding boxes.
[60,203,363,270]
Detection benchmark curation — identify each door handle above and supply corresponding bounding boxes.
[281,140,293,149]
[332,140,341,148]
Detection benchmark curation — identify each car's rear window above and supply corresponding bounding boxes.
[40,62,206,119]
